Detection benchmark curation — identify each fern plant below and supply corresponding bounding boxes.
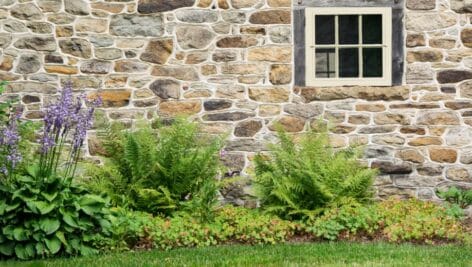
[84,118,224,216]
[254,127,377,220]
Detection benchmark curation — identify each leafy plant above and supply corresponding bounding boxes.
[254,127,377,220]
[85,118,224,217]
[437,187,472,209]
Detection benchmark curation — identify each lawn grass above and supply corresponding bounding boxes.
[1,242,471,267]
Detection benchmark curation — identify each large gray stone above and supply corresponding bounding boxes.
[406,12,457,31]
[2,19,27,32]
[138,0,195,13]
[16,54,41,74]
[80,60,112,74]
[176,26,215,50]
[451,0,472,13]
[64,0,89,15]
[149,79,180,99]
[14,36,56,51]
[176,10,218,23]
[59,38,92,58]
[11,3,43,20]
[110,14,164,37]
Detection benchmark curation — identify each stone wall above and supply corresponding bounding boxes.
[0,0,471,203]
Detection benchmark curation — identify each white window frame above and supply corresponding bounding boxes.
[305,7,392,87]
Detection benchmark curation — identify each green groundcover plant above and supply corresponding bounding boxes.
[0,83,112,260]
[84,118,224,218]
[254,127,377,220]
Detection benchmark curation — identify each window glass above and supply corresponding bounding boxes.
[315,48,336,78]
[362,15,382,44]
[339,15,359,44]
[315,15,335,44]
[363,48,383,77]
[339,48,359,77]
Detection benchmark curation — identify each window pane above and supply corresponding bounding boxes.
[363,48,383,77]
[316,48,336,78]
[339,15,359,44]
[315,15,335,44]
[362,15,382,44]
[339,48,359,77]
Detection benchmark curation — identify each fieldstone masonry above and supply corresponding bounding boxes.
[0,0,471,204]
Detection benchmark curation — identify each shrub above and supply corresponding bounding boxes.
[0,83,112,260]
[254,128,377,220]
[437,186,472,209]
[85,118,224,217]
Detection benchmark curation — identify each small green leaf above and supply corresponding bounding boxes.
[13,227,28,241]
[35,242,46,256]
[45,236,61,254]
[55,231,68,247]
[62,211,79,228]
[39,218,61,235]
[14,243,35,260]
[41,191,58,202]
[27,201,55,215]
[0,242,14,256]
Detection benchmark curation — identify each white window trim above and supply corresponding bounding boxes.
[305,7,392,87]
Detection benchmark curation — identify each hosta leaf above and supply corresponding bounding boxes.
[39,218,61,235]
[45,236,61,254]
[2,225,14,239]
[27,201,55,215]
[0,199,6,215]
[13,227,28,241]
[35,242,46,256]
[0,242,14,256]
[5,202,20,213]
[62,211,79,228]
[14,243,35,260]
[79,195,106,215]
[80,244,98,256]
[41,191,58,202]
[55,231,68,247]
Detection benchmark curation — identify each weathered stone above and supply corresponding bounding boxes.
[348,115,370,124]
[372,135,405,145]
[249,10,291,24]
[22,95,40,104]
[225,139,266,152]
[390,103,439,109]
[16,54,41,74]
[110,14,164,37]
[80,60,111,74]
[396,149,424,163]
[218,0,230,9]
[76,18,108,33]
[267,0,290,7]
[330,125,356,134]
[152,66,199,81]
[47,13,75,24]
[91,3,124,13]
[299,86,410,102]
[55,26,73,37]
[445,101,472,110]
[6,82,57,94]
[221,11,247,23]
[61,76,101,89]
[355,104,386,112]
[176,26,215,50]
[417,165,443,176]
[445,127,472,146]
[451,0,472,13]
[248,46,291,62]
[3,19,28,32]
[222,63,265,75]
[406,33,426,47]
[269,26,291,43]
[364,146,393,158]
[283,103,323,119]
[269,115,305,132]
[400,126,426,135]
[0,33,11,48]
[11,3,43,20]
[374,113,410,125]
[114,60,148,73]
[216,84,245,99]
[461,28,472,48]
[270,64,292,85]
[394,175,443,188]
[406,63,433,84]
[149,79,180,99]
[437,70,472,84]
[27,22,52,34]
[234,120,263,137]
[231,0,260,8]
[446,168,471,182]
[59,39,92,58]
[460,80,472,98]
[377,187,415,199]
[460,147,472,164]
[217,36,258,48]
[241,26,266,35]
[140,38,173,64]
[371,160,413,175]
[204,99,233,111]
[358,126,395,134]
[429,147,457,163]
[203,112,254,121]
[138,0,195,13]
[212,51,237,62]
[259,104,280,117]
[198,0,213,8]
[64,0,89,15]
[406,50,443,63]
[0,56,13,71]
[417,111,460,125]
[94,48,122,60]
[406,0,435,10]
[44,65,78,75]
[429,38,456,49]
[89,90,131,108]
[248,87,290,103]
[14,36,56,51]
[406,12,457,31]
[176,10,218,23]
[408,136,443,146]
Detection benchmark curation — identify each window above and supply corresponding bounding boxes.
[305,7,392,86]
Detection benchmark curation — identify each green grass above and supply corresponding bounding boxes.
[1,242,471,267]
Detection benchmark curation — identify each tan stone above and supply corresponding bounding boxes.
[417,111,460,125]
[184,90,212,98]
[44,65,78,74]
[429,38,456,49]
[348,115,370,124]
[105,76,128,88]
[374,113,410,125]
[91,3,125,13]
[269,64,292,85]
[56,26,73,37]
[248,87,290,103]
[216,84,245,99]
[269,115,305,132]
[159,100,202,116]
[259,104,280,117]
[355,104,386,112]
[428,126,446,136]
[201,65,217,76]
[419,93,454,102]
[461,28,472,48]
[446,168,472,182]
[216,36,258,48]
[0,56,13,71]
[140,38,173,64]
[400,126,426,135]
[429,147,457,163]
[248,46,292,62]
[406,50,443,63]
[88,90,131,108]
[408,137,443,146]
[299,86,410,102]
[151,66,199,81]
[218,0,230,9]
[222,63,265,75]
[330,124,356,134]
[267,0,291,7]
[249,10,291,24]
[240,26,266,35]
[406,33,426,47]
[198,0,213,8]
[396,149,424,163]
[76,18,108,33]
[329,135,347,148]
[406,12,457,31]
[460,80,472,98]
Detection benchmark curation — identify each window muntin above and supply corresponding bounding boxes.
[305,7,392,86]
